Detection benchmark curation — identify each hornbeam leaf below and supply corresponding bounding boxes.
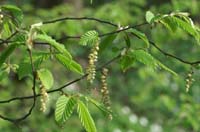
[79,30,99,46]
[77,100,97,132]
[35,34,72,59]
[55,96,77,123]
[0,44,16,67]
[130,50,177,75]
[145,11,155,24]
[55,54,83,75]
[131,29,150,48]
[37,68,54,89]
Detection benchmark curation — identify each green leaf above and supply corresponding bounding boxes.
[99,34,117,53]
[124,33,131,48]
[88,97,112,116]
[77,100,97,132]
[55,96,77,123]
[35,34,72,59]
[37,68,54,89]
[120,54,136,72]
[17,52,50,80]
[130,50,177,75]
[79,30,99,46]
[159,15,199,43]
[17,61,32,80]
[55,54,83,75]
[0,44,16,67]
[131,29,149,48]
[1,5,23,26]
[145,11,155,24]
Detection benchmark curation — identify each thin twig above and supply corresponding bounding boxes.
[150,41,200,65]
[0,54,120,123]
[42,17,118,27]
[130,32,200,65]
[0,49,37,123]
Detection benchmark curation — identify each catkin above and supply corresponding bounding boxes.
[86,41,99,83]
[185,67,195,92]
[100,68,112,120]
[40,85,49,112]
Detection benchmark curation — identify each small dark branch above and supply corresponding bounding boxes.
[34,22,148,44]
[0,31,19,45]
[130,32,200,65]
[42,17,118,27]
[149,41,200,65]
[0,54,121,105]
[0,49,37,123]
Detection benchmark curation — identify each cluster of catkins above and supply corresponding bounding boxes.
[100,68,112,120]
[40,84,49,112]
[86,41,99,83]
[185,67,195,92]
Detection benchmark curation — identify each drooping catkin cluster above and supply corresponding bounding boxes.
[40,84,49,112]
[86,41,99,83]
[185,67,195,92]
[101,68,112,120]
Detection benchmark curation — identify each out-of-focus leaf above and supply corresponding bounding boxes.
[37,68,54,89]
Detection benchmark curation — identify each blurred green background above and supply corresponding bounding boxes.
[0,0,200,132]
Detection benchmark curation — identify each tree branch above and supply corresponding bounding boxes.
[0,53,121,122]
[42,17,118,27]
[0,49,37,123]
[149,41,200,65]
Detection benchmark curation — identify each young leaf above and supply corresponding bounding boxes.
[55,54,83,75]
[37,68,54,89]
[99,34,117,53]
[79,30,99,46]
[158,15,199,43]
[55,96,77,123]
[130,50,177,75]
[120,54,136,72]
[145,11,155,24]
[131,29,150,48]
[1,5,23,26]
[77,100,97,132]
[88,97,112,116]
[0,44,16,67]
[17,52,50,79]
[35,34,72,59]
[17,61,32,80]
[124,33,131,48]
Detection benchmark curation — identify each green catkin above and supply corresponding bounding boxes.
[86,41,99,83]
[185,67,195,92]
[100,68,112,120]
[40,84,49,112]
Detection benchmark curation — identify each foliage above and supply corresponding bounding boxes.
[0,1,200,132]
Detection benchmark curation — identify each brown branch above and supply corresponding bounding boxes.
[0,31,18,45]
[149,41,200,65]
[0,49,37,123]
[0,54,121,122]
[130,32,200,65]
[42,17,118,27]
[34,22,148,44]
